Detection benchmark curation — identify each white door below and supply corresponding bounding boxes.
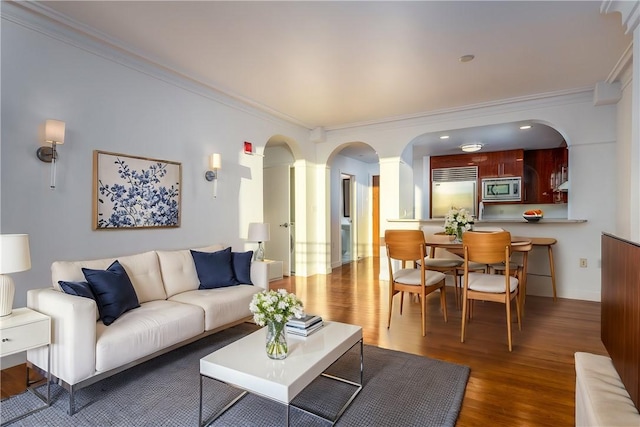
[264,165,291,275]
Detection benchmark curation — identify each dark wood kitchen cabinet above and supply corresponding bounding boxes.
[523,147,568,203]
[478,149,524,178]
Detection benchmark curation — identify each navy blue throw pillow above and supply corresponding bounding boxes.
[191,247,239,289]
[232,251,253,285]
[82,260,140,326]
[59,281,96,301]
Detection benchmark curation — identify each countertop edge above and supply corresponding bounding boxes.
[387,218,588,224]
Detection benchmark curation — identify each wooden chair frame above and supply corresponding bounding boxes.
[461,231,522,351]
[385,230,447,337]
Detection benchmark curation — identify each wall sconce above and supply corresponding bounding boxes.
[0,234,32,317]
[204,153,221,198]
[36,119,66,189]
[247,223,270,261]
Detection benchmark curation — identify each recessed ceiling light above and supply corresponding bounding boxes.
[520,125,532,130]
[459,54,475,63]
[440,135,450,140]
[460,143,483,152]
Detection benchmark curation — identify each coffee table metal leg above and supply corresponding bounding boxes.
[199,374,248,427]
[294,338,364,425]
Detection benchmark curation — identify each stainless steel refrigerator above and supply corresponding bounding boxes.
[431,167,478,218]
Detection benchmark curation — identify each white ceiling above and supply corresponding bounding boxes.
[28,1,631,159]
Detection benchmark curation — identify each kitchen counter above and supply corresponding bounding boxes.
[388,218,587,224]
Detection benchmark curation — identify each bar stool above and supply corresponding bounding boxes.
[529,237,558,301]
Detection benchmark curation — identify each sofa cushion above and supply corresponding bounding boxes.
[232,251,253,285]
[52,258,114,290]
[51,251,166,304]
[95,300,204,372]
[168,285,257,331]
[116,251,166,303]
[157,244,226,298]
[83,261,140,326]
[59,281,96,300]
[191,247,240,289]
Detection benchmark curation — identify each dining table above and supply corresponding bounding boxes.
[424,231,533,312]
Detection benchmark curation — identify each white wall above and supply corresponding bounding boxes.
[0,10,311,308]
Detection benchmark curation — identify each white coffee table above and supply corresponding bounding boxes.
[199,321,363,426]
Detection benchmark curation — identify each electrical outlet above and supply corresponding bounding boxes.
[579,258,588,268]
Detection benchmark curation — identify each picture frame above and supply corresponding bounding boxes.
[92,150,182,230]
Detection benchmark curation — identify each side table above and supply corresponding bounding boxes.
[0,308,51,425]
[251,260,284,289]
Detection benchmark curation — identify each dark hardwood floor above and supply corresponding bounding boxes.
[2,256,607,426]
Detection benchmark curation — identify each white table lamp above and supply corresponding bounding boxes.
[247,223,270,261]
[0,234,32,317]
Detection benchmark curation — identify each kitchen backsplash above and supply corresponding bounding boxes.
[482,203,568,219]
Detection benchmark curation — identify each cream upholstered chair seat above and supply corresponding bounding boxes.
[466,272,518,293]
[422,258,463,269]
[393,268,447,286]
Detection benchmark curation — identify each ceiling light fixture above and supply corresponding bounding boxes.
[520,125,532,130]
[460,143,483,152]
[459,54,475,63]
[439,135,450,140]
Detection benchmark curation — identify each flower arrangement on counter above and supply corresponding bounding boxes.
[444,207,474,242]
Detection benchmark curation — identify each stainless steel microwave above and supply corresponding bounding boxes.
[481,177,521,201]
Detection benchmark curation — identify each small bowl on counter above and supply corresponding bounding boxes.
[523,214,543,222]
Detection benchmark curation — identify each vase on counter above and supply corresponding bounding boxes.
[453,227,464,243]
[265,320,288,359]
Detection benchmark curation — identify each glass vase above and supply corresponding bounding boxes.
[453,227,464,243]
[265,320,288,360]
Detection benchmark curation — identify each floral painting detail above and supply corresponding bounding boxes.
[93,151,181,230]
[444,206,474,242]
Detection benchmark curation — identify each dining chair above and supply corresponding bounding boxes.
[460,231,521,351]
[385,229,448,337]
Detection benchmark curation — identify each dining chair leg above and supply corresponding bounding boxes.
[460,292,468,343]
[387,287,394,329]
[421,290,427,337]
[515,290,522,331]
[399,291,405,315]
[440,285,448,322]
[506,296,513,352]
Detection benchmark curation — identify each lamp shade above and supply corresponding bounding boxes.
[45,119,65,145]
[248,223,270,242]
[210,153,221,170]
[0,234,31,274]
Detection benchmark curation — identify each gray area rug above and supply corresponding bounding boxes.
[2,323,469,426]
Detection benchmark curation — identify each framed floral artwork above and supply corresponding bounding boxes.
[92,150,182,230]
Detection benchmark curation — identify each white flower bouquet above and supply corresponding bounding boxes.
[249,289,304,359]
[444,207,474,240]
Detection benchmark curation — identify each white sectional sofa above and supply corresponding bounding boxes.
[26,244,266,414]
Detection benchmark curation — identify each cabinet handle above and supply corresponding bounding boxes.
[2,338,9,342]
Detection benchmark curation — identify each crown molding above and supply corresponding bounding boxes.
[601,0,640,34]
[2,1,312,130]
[324,89,595,134]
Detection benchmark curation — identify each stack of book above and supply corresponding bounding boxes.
[285,314,323,337]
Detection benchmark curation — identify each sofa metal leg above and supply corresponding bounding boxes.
[68,386,76,416]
